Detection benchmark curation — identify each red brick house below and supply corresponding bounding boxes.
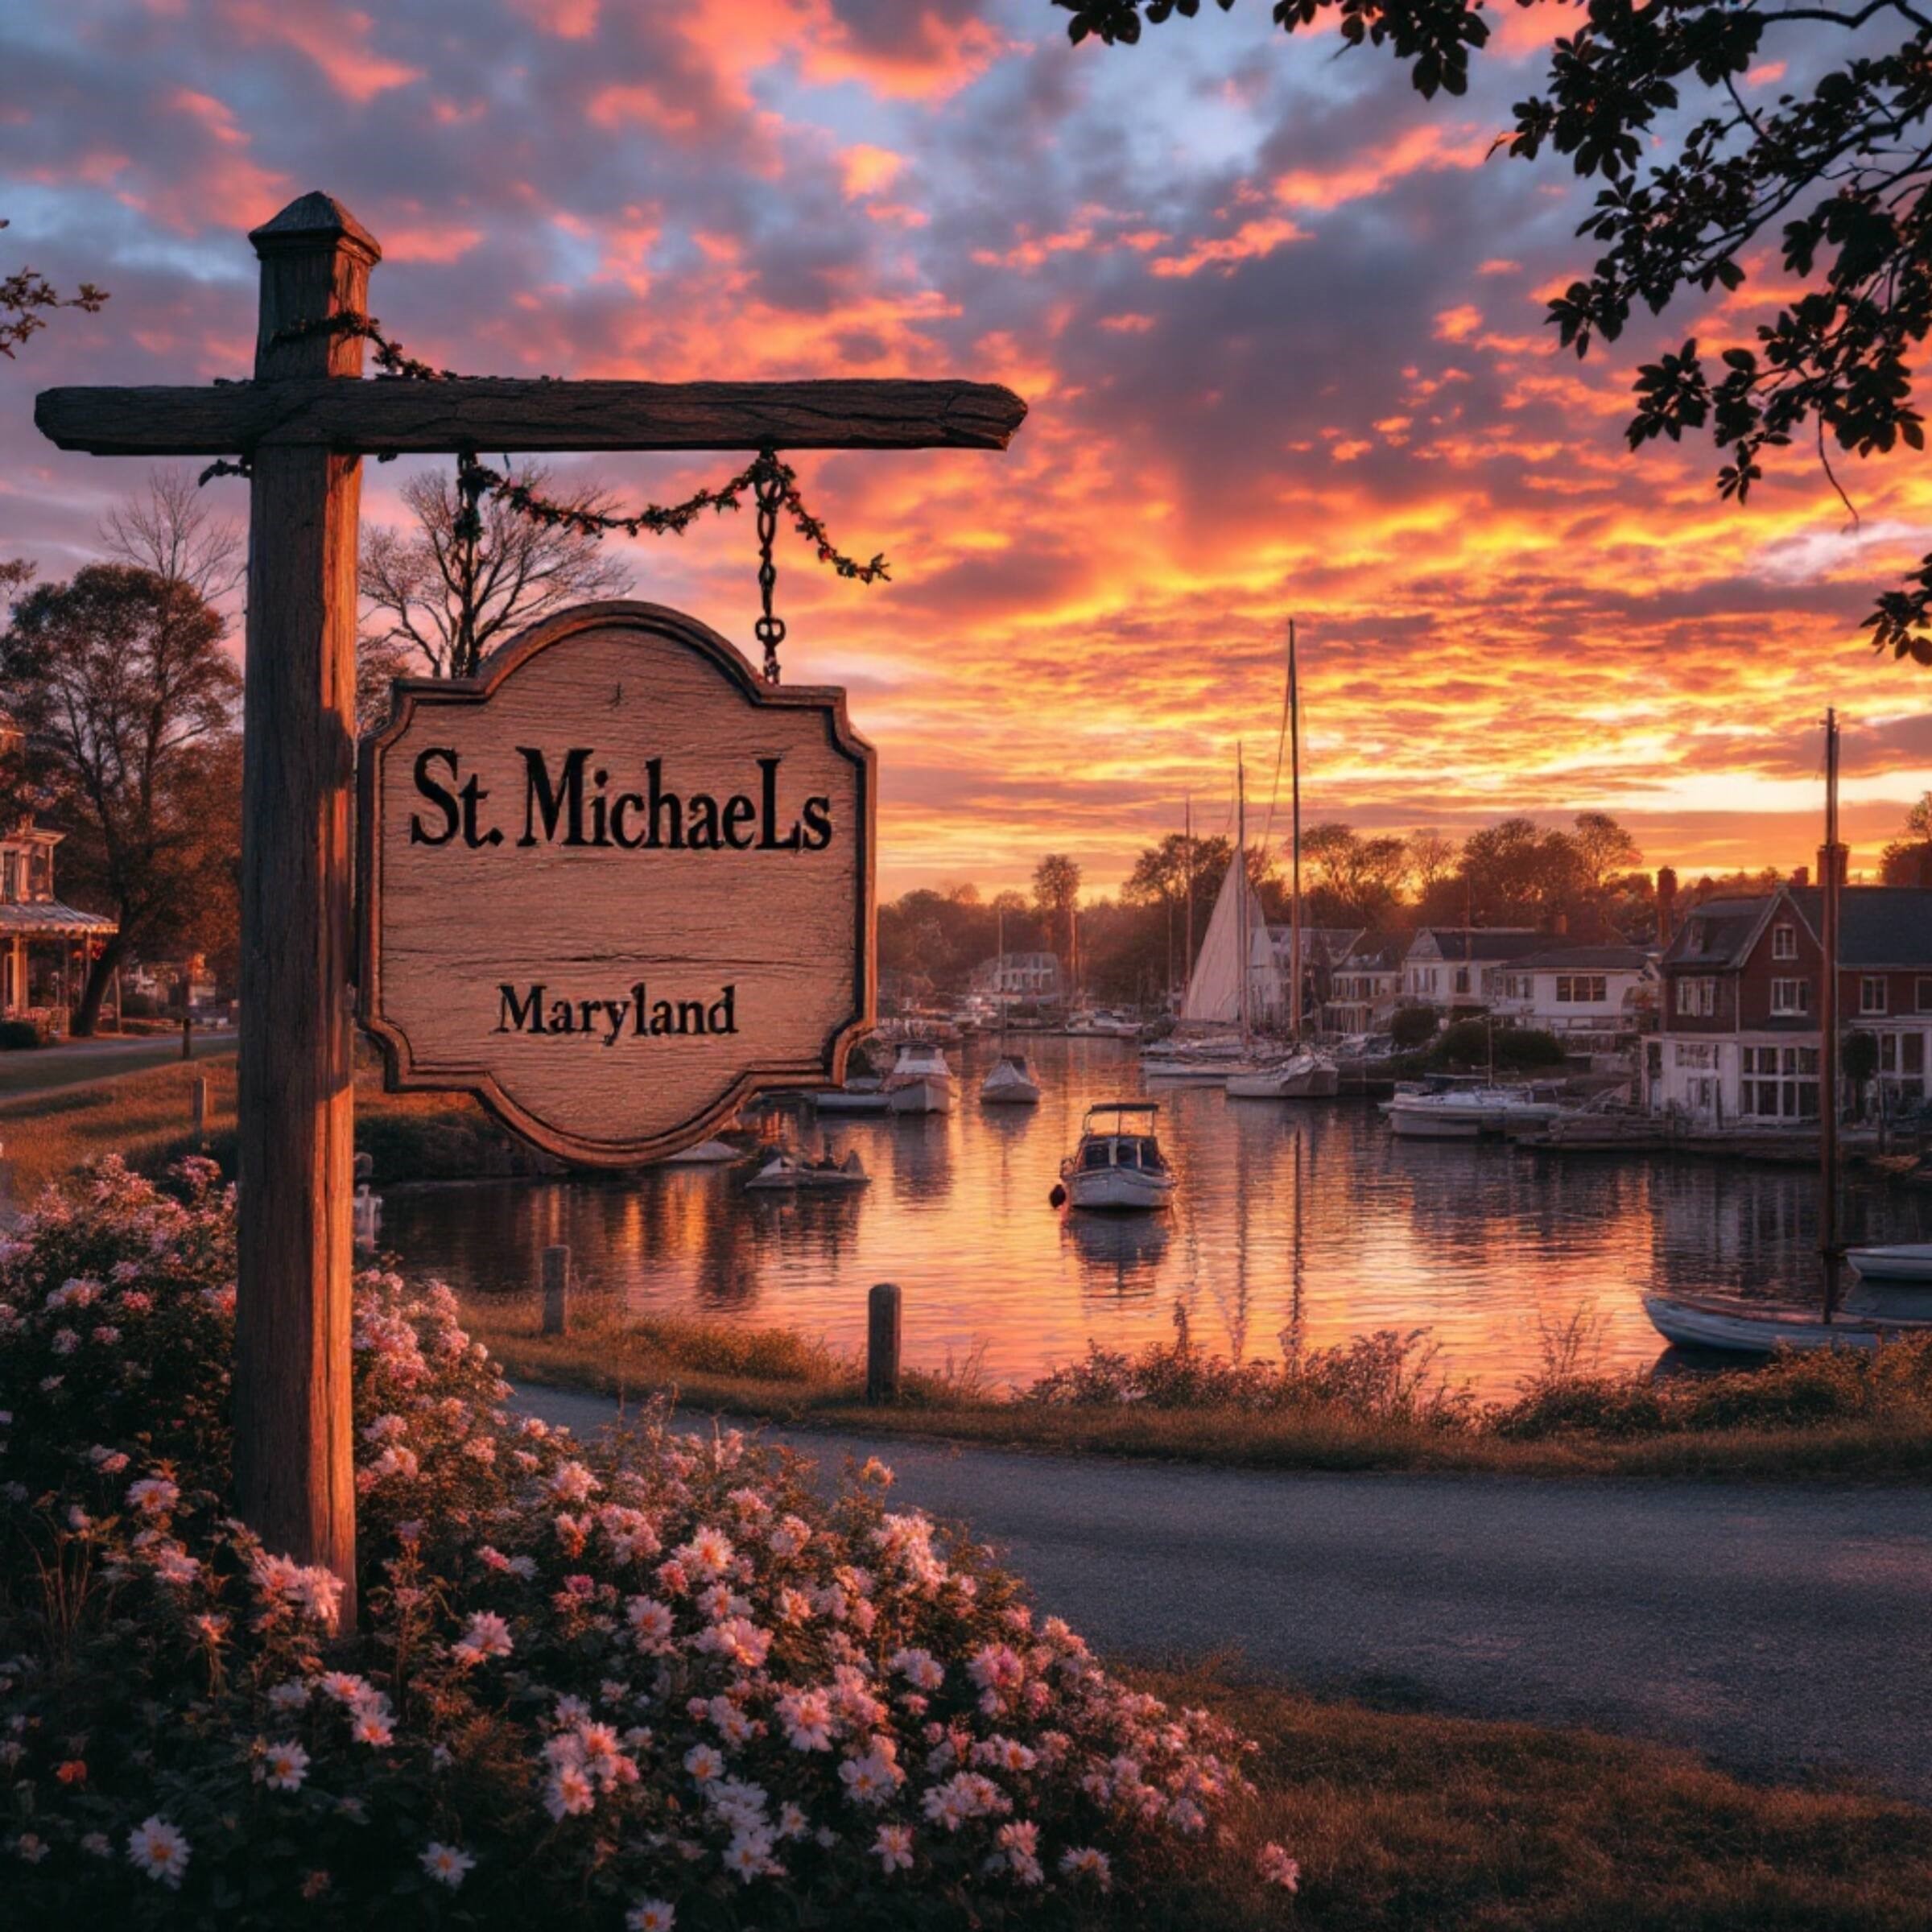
[1649,883,1932,1124]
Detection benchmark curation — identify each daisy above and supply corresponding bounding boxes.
[625,1901,675,1932]
[1257,1842,1301,1891]
[1059,1845,1112,1889]
[544,1763,596,1819]
[419,1842,476,1889]
[125,1476,179,1516]
[872,1823,914,1873]
[683,1742,724,1785]
[261,1740,310,1791]
[126,1815,191,1889]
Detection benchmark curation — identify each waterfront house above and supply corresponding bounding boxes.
[1491,943,1655,1042]
[1256,924,1366,1029]
[1401,927,1543,1014]
[1,717,119,1034]
[969,949,1063,1003]
[1323,941,1404,1036]
[1649,879,1932,1124]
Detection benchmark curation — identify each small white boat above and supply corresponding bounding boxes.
[883,1042,956,1116]
[1641,1290,1932,1355]
[980,1052,1042,1105]
[1382,1084,1564,1139]
[1226,1047,1340,1100]
[1055,1103,1177,1212]
[1141,1039,1255,1085]
[1846,1243,1932,1283]
[744,1148,870,1192]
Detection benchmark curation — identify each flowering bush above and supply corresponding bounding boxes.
[1,1162,1297,1926]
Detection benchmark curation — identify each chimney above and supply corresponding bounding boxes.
[1817,844,1850,890]
[1792,864,1809,888]
[1655,867,1677,947]
[1918,848,1932,891]
[1551,910,1568,937]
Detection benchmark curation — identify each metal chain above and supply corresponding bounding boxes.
[752,449,787,683]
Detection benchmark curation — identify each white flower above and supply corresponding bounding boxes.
[267,1679,313,1712]
[126,1815,191,1888]
[1257,1841,1301,1891]
[1059,1845,1112,1888]
[125,1476,180,1516]
[260,1739,310,1791]
[452,1609,514,1665]
[625,1595,675,1653]
[543,1763,596,1819]
[722,1828,774,1883]
[873,1823,914,1872]
[549,1459,601,1504]
[419,1842,476,1889]
[683,1742,724,1785]
[625,1901,675,1932]
[838,1748,898,1807]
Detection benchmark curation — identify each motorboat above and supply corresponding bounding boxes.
[1141,1038,1256,1084]
[1846,1243,1932,1283]
[1054,1103,1177,1212]
[1382,1083,1565,1139]
[1641,1288,1932,1355]
[1226,1046,1340,1099]
[744,1148,870,1192]
[1069,1008,1141,1038]
[883,1041,956,1115]
[980,1051,1042,1105]
[657,1137,742,1165]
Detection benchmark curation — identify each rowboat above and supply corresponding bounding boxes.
[1054,1102,1177,1212]
[1846,1243,1932,1283]
[1641,1290,1932,1354]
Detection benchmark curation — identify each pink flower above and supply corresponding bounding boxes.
[419,1842,475,1889]
[452,1610,514,1666]
[1257,1841,1301,1891]
[1059,1845,1112,1888]
[872,1823,914,1872]
[126,1816,191,1889]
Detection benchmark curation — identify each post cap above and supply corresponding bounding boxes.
[250,192,382,264]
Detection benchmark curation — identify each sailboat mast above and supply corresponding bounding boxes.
[1183,791,1194,999]
[1821,707,1842,1321]
[997,903,1005,1044]
[1289,619,1303,1041]
[1237,746,1252,1047]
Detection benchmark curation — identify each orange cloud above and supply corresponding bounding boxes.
[1273,122,1489,213]
[1149,216,1308,279]
[1434,304,1484,342]
[840,144,905,200]
[216,0,421,102]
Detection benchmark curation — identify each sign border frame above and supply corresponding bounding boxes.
[356,598,876,1167]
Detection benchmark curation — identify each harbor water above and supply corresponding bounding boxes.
[378,1035,1932,1399]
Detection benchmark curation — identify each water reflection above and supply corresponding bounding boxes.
[377,1035,1932,1397]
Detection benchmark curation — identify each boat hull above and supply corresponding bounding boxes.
[1641,1292,1932,1354]
[980,1072,1041,1105]
[1226,1066,1341,1099]
[1063,1167,1176,1212]
[886,1075,954,1115]
[1847,1245,1932,1283]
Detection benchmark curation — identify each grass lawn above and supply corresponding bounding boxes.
[1137,1663,1932,1930]
[0,1031,235,1100]
[477,1307,1932,1481]
[0,1046,543,1200]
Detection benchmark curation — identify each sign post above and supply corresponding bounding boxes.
[35,191,1025,1621]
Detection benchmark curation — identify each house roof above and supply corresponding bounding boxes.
[1264,925,1365,962]
[1664,886,1932,972]
[1509,944,1652,972]
[1411,927,1545,963]
[0,901,118,938]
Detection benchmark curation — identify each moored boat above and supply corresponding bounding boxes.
[744,1148,870,1192]
[1055,1102,1177,1212]
[1847,1243,1932,1283]
[1641,1288,1932,1354]
[1382,1084,1564,1139]
[1226,1046,1340,1100]
[883,1042,956,1115]
[811,1075,890,1114]
[980,1052,1042,1105]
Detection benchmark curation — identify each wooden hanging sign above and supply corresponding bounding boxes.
[359,600,875,1165]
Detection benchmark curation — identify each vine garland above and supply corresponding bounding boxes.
[200,312,893,683]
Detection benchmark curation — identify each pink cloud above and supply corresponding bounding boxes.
[1150,216,1308,279]
[840,143,905,200]
[216,0,421,102]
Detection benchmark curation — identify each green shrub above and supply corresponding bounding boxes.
[0,1017,44,1051]
[1388,1005,1437,1051]
[1430,1020,1567,1070]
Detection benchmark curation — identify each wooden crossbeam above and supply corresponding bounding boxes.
[35,376,1028,456]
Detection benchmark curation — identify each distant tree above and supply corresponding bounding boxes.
[1,216,106,358]
[360,463,630,681]
[1459,817,1587,926]
[1571,812,1644,898]
[1032,852,1084,980]
[1055,0,1932,663]
[1302,822,1409,925]
[99,468,243,605]
[1880,792,1932,885]
[0,564,241,1033]
[1406,828,1457,900]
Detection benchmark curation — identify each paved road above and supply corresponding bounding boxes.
[518,1382,1932,1801]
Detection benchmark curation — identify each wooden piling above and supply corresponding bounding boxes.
[866,1282,902,1403]
[542,1245,570,1336]
[192,1075,208,1147]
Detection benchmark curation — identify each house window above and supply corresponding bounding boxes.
[1917,977,1932,1013]
[1556,975,1608,1004]
[1770,978,1810,1017]
[1861,976,1889,1016]
[1675,976,1716,1017]
[1742,1044,1819,1120]
[1773,923,1797,960]
[1674,1042,1715,1070]
[1453,968,1470,995]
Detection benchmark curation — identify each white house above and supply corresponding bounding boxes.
[1490,944,1654,1038]
[969,950,1063,1002]
[1401,928,1542,1012]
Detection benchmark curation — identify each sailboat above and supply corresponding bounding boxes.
[1228,621,1340,1100]
[1643,709,1932,1355]
[980,906,1042,1104]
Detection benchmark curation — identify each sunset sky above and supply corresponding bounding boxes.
[2,0,1928,898]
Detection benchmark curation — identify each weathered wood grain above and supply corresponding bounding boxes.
[35,377,1029,455]
[230,193,376,1629]
[359,601,876,1168]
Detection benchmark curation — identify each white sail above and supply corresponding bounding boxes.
[1181,856,1282,1025]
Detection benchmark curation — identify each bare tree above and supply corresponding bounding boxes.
[359,462,630,681]
[1406,828,1457,899]
[100,467,245,605]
